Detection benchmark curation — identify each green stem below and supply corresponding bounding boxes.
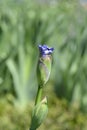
[35,85,42,105]
[29,86,43,130]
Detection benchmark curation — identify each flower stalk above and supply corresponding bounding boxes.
[35,85,42,105]
[29,44,54,130]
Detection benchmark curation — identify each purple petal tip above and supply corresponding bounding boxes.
[38,44,54,56]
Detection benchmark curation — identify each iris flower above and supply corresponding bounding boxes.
[37,44,54,86]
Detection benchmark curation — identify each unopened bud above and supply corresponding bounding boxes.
[37,44,54,86]
[30,97,48,130]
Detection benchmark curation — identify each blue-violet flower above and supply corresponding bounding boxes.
[39,45,54,56]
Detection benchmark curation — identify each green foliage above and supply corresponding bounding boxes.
[0,0,87,112]
[1,0,87,129]
[51,3,87,112]
[0,0,39,107]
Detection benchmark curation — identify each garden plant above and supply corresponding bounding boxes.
[0,0,87,130]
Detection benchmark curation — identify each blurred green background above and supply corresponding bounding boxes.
[0,0,87,130]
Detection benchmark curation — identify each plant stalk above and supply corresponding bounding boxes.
[35,85,42,105]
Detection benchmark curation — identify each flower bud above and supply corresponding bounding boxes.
[37,45,54,86]
[30,97,48,130]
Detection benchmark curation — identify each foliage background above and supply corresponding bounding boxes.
[0,0,87,130]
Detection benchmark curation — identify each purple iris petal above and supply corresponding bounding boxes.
[39,44,54,56]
